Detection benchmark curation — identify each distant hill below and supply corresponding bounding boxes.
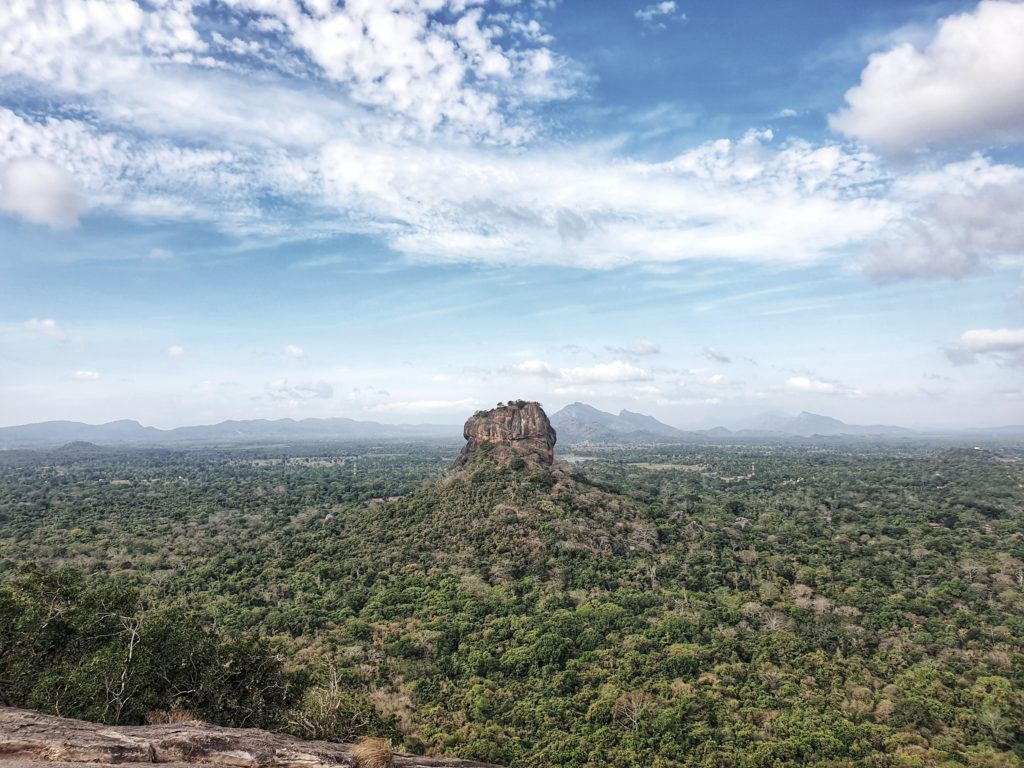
[550,402,695,443]
[729,411,914,438]
[549,404,1024,443]
[0,417,459,449]
[3,408,1021,449]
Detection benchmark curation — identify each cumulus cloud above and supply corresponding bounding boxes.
[24,318,68,343]
[166,344,186,358]
[830,1,1024,153]
[635,1,685,29]
[786,376,864,397]
[946,328,1024,367]
[0,159,85,229]
[704,346,731,363]
[71,370,100,381]
[862,155,1024,281]
[283,344,305,359]
[605,339,660,356]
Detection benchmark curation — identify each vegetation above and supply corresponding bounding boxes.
[1,439,1022,767]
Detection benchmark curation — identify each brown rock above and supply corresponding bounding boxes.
[0,708,499,768]
[457,401,556,467]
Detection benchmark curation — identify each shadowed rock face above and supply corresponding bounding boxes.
[0,707,500,768]
[458,401,556,467]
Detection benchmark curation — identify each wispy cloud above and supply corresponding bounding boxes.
[71,370,100,381]
[785,376,864,398]
[267,379,334,402]
[558,360,653,384]
[606,339,661,356]
[24,318,68,343]
[283,344,305,359]
[704,346,731,364]
[373,398,477,413]
[635,2,686,29]
[165,345,186,359]
[509,359,558,378]
[509,359,653,384]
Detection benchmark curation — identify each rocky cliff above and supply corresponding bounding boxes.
[0,708,499,768]
[457,401,556,467]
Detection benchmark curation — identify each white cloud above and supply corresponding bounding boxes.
[830,1,1024,153]
[0,158,85,229]
[283,344,305,359]
[509,359,558,377]
[510,357,654,385]
[0,0,1019,290]
[0,0,571,146]
[947,328,1024,367]
[786,376,864,397]
[560,360,652,384]
[704,346,731,363]
[373,397,477,413]
[71,370,100,381]
[24,318,69,343]
[320,130,894,269]
[166,344,186,358]
[267,378,334,401]
[606,339,660,356]
[635,1,685,29]
[862,155,1024,281]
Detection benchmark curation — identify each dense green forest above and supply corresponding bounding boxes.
[1,439,1023,767]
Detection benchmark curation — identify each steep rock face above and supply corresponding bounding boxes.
[0,708,500,768]
[458,401,556,467]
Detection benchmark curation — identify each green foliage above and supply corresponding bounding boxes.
[0,566,302,727]
[1,440,1023,766]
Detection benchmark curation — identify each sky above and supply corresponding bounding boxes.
[1,0,1023,430]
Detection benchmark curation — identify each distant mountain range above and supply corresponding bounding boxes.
[1,404,1021,450]
[549,403,1024,443]
[550,402,692,442]
[0,417,459,449]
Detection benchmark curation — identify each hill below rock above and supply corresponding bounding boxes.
[0,707,499,768]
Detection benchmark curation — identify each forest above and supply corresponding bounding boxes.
[1,438,1022,767]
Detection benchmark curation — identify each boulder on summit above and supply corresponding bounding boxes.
[457,401,556,467]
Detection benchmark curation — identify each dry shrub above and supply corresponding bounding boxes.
[146,709,198,724]
[351,737,393,768]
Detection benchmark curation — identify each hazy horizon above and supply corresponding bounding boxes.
[2,0,1023,430]
[2,399,1021,433]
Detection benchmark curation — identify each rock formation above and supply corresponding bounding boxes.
[457,401,556,467]
[0,708,500,768]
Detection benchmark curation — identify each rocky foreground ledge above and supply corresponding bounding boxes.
[0,709,500,768]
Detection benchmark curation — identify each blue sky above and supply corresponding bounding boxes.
[1,0,1023,429]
